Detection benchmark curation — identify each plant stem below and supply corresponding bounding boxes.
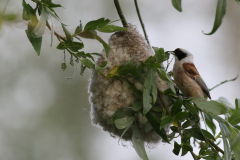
[158,94,171,115]
[46,21,66,41]
[207,138,224,154]
[134,0,150,46]
[113,0,128,27]
[209,75,238,91]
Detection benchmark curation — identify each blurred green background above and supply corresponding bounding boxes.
[0,0,239,160]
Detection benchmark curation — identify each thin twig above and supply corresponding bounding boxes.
[207,138,224,154]
[113,0,128,27]
[209,75,238,91]
[46,21,66,41]
[158,94,171,115]
[165,56,174,71]
[134,0,150,46]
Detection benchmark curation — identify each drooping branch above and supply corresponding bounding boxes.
[207,138,224,154]
[134,0,150,46]
[113,0,128,27]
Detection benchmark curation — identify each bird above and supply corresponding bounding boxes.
[172,48,211,99]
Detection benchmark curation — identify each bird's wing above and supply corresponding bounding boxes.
[183,63,211,99]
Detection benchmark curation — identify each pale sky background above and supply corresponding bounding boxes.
[0,0,240,160]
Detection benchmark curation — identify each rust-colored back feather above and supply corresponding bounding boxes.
[183,63,211,99]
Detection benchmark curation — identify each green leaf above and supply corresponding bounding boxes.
[75,21,83,35]
[84,18,110,31]
[25,29,42,56]
[117,60,135,76]
[153,47,165,63]
[78,30,96,39]
[119,123,132,143]
[229,109,240,125]
[183,101,199,120]
[193,98,228,115]
[217,96,235,109]
[76,52,94,61]
[230,132,240,159]
[203,0,226,35]
[170,126,178,132]
[132,123,149,160]
[182,120,191,128]
[181,144,193,156]
[219,122,240,159]
[202,129,215,141]
[79,58,95,69]
[41,0,62,8]
[115,116,135,129]
[160,115,173,129]
[145,112,169,143]
[204,113,216,135]
[172,141,181,155]
[171,98,183,115]
[62,24,73,42]
[236,0,240,4]
[199,143,209,156]
[171,0,182,12]
[151,105,163,112]
[125,79,142,99]
[112,108,133,121]
[91,52,102,57]
[219,123,232,160]
[157,69,174,84]
[174,112,189,121]
[99,61,107,67]
[162,88,176,98]
[182,132,192,143]
[132,101,143,112]
[134,62,143,77]
[22,0,35,21]
[97,25,126,33]
[143,69,157,115]
[61,63,67,71]
[168,132,176,141]
[144,56,161,70]
[57,42,84,52]
[227,125,240,159]
[94,34,111,56]
[236,98,240,110]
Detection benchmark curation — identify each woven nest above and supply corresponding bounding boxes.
[88,25,171,143]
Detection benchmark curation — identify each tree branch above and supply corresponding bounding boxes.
[207,138,224,154]
[113,0,128,27]
[134,0,150,46]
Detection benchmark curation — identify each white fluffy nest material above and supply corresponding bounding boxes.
[88,25,170,143]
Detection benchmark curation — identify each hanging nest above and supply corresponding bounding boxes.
[88,25,171,143]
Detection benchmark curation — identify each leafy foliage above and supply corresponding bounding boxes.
[104,48,239,160]
[21,1,240,160]
[22,0,125,68]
